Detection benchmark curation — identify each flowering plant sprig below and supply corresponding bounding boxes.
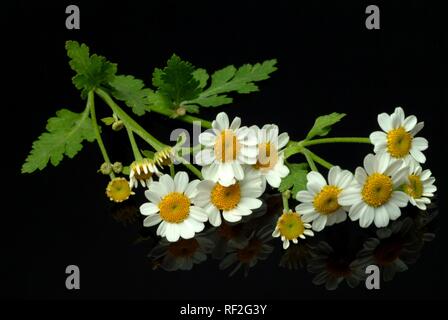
[22,41,437,248]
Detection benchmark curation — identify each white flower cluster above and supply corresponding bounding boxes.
[139,112,290,242]
[137,108,436,245]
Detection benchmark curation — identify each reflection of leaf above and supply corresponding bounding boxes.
[279,163,309,195]
[22,108,95,173]
[306,113,346,140]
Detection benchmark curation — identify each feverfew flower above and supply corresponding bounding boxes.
[369,107,428,164]
[195,112,257,187]
[402,160,437,210]
[295,166,354,231]
[339,153,409,228]
[272,210,314,249]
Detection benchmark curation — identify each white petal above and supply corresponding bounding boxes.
[403,115,417,131]
[278,132,289,149]
[312,215,327,231]
[307,171,327,189]
[378,113,392,132]
[216,112,230,130]
[266,171,281,188]
[374,205,390,228]
[239,197,262,210]
[189,206,208,222]
[335,170,353,189]
[328,166,341,186]
[218,162,235,186]
[195,148,215,166]
[384,202,401,221]
[296,190,314,202]
[296,203,316,215]
[354,167,367,185]
[198,132,217,147]
[348,201,368,221]
[140,202,160,216]
[202,162,219,182]
[363,154,375,175]
[174,171,189,193]
[143,214,162,227]
[156,221,167,236]
[410,148,426,163]
[222,211,242,223]
[230,117,241,130]
[232,162,244,180]
[339,187,362,206]
[390,191,409,207]
[208,207,222,227]
[144,190,161,204]
[179,221,195,239]
[412,137,428,151]
[159,174,175,193]
[369,131,387,145]
[392,167,408,186]
[185,179,200,198]
[184,218,204,233]
[359,207,375,228]
[165,223,180,242]
[410,122,424,136]
[233,205,252,216]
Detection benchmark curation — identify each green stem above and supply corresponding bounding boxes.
[301,137,371,147]
[149,103,212,129]
[88,91,115,179]
[302,149,318,172]
[126,126,143,161]
[303,148,333,169]
[169,163,175,177]
[95,88,165,151]
[282,191,290,211]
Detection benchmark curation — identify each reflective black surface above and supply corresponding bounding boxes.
[5,1,446,299]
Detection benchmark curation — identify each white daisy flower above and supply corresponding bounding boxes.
[248,124,290,188]
[195,112,257,187]
[129,158,160,189]
[339,153,409,228]
[369,107,428,164]
[402,160,437,210]
[272,210,314,249]
[139,171,208,242]
[295,166,354,231]
[195,168,264,226]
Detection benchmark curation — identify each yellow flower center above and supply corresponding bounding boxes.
[214,130,240,163]
[403,175,423,199]
[168,238,199,257]
[106,178,133,203]
[211,183,241,211]
[362,173,393,207]
[277,212,305,240]
[387,127,412,158]
[253,142,279,170]
[313,185,342,214]
[158,192,190,223]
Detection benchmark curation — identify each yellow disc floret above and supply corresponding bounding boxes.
[214,130,240,163]
[158,192,190,223]
[313,185,342,214]
[211,183,241,211]
[387,127,412,158]
[277,211,305,240]
[403,175,423,199]
[106,177,133,203]
[362,173,393,207]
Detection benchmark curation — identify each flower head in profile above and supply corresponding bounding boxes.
[129,158,160,189]
[272,210,314,249]
[296,166,353,231]
[106,177,134,203]
[249,124,290,188]
[139,172,207,242]
[195,168,264,226]
[402,160,436,210]
[195,112,257,187]
[339,153,409,228]
[369,107,428,164]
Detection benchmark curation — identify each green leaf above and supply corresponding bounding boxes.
[109,75,153,116]
[147,90,173,110]
[101,117,115,125]
[306,112,346,140]
[192,68,209,89]
[279,163,309,195]
[152,54,201,105]
[22,108,95,173]
[65,41,117,98]
[187,59,277,107]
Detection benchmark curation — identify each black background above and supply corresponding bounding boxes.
[3,0,446,300]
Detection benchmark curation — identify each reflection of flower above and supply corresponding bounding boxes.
[279,241,314,270]
[219,224,273,277]
[149,232,215,271]
[307,242,365,290]
[111,202,139,226]
[356,218,423,281]
[211,222,249,259]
